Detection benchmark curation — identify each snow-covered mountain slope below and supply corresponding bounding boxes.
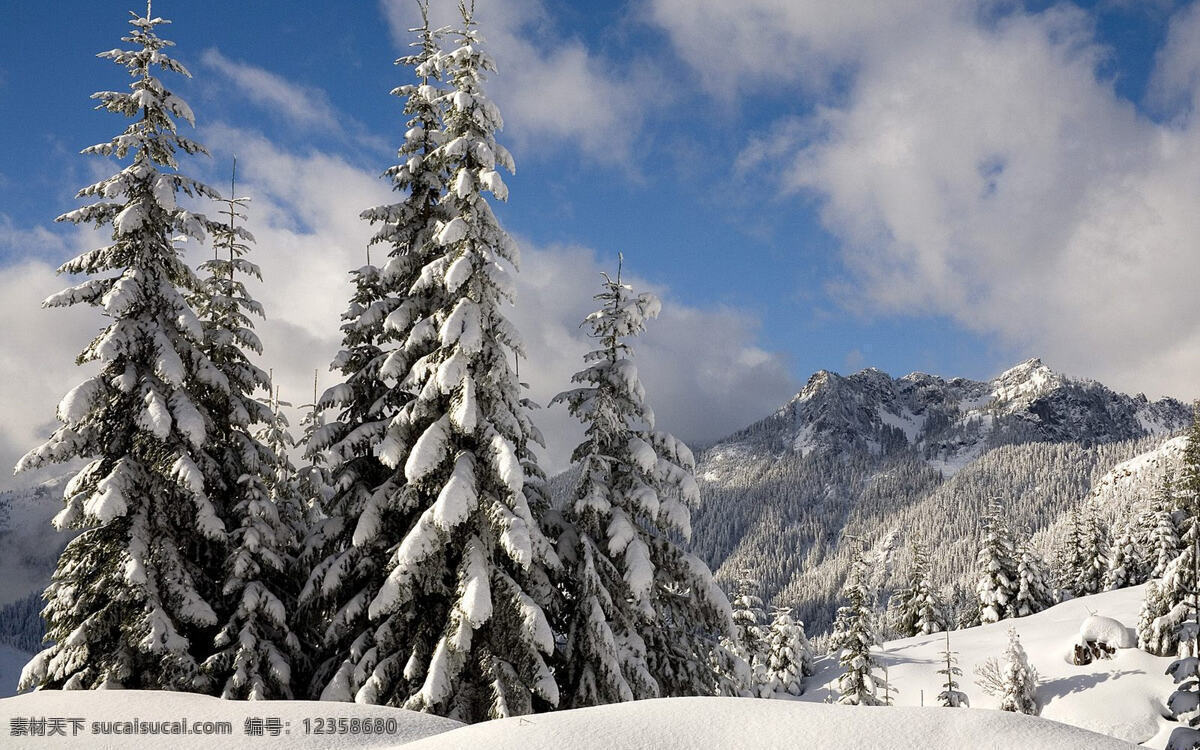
[803,584,1168,747]
[0,477,69,608]
[404,696,1134,749]
[689,358,1188,633]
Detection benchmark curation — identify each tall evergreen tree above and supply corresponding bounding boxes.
[553,261,734,703]
[17,6,227,691]
[343,5,562,721]
[891,541,946,636]
[1014,536,1055,617]
[833,552,886,706]
[936,630,968,708]
[299,3,452,703]
[194,167,302,700]
[1053,508,1085,598]
[550,265,668,708]
[976,499,1019,624]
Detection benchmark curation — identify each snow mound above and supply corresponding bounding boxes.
[1079,614,1135,649]
[0,689,462,748]
[403,696,1133,750]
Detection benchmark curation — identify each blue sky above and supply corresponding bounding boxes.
[2,0,1199,479]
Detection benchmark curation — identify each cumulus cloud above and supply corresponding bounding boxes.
[0,122,797,486]
[655,0,1200,400]
[379,0,650,165]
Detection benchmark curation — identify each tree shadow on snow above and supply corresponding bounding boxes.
[1037,670,1138,702]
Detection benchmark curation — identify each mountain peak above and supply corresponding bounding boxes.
[713,358,1188,470]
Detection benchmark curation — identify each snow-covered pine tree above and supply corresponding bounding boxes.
[1165,531,1200,749]
[1140,580,1171,654]
[1053,508,1085,598]
[17,6,228,692]
[194,166,303,700]
[997,628,1039,714]
[1074,504,1109,596]
[1014,536,1055,617]
[1150,414,1200,660]
[1150,471,1183,580]
[549,264,666,708]
[725,571,769,695]
[297,371,333,526]
[834,551,886,706]
[1166,445,1200,750]
[1104,518,1141,591]
[891,541,946,637]
[553,261,735,703]
[298,4,453,703]
[976,499,1019,624]
[203,384,304,699]
[764,606,813,697]
[344,4,564,720]
[936,630,968,707]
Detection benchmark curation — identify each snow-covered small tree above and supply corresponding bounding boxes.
[997,628,1039,715]
[1141,580,1172,654]
[936,630,968,708]
[296,371,332,527]
[17,6,228,692]
[1074,505,1109,596]
[1149,471,1183,580]
[891,541,946,637]
[834,551,886,706]
[1014,537,1055,617]
[976,499,1019,624]
[1104,519,1141,592]
[725,571,769,695]
[1052,509,1085,598]
[764,606,813,697]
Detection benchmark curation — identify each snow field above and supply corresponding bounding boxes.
[804,584,1170,745]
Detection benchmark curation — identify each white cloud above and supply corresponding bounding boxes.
[0,125,797,486]
[656,0,1200,401]
[1148,1,1200,119]
[200,49,343,133]
[379,0,649,165]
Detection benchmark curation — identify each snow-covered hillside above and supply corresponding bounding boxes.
[803,584,1170,746]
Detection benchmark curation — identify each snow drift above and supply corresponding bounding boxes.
[402,696,1134,750]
